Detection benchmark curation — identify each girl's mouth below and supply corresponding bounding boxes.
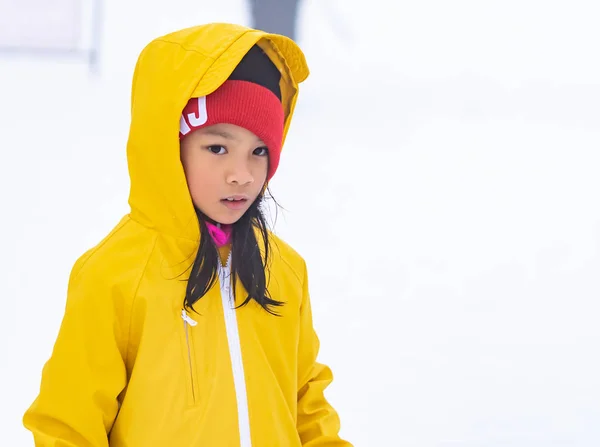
[221,197,248,210]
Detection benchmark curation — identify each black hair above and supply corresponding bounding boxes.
[183,189,284,315]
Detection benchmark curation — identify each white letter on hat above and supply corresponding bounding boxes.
[180,115,191,136]
[187,96,208,127]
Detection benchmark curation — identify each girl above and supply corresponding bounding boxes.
[23,23,352,446]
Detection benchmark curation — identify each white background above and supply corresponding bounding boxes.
[1,0,599,445]
[0,0,82,49]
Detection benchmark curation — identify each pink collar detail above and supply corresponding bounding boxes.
[205,221,232,247]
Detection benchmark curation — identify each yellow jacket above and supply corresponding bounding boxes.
[23,23,351,446]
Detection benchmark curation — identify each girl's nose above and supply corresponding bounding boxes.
[226,161,254,186]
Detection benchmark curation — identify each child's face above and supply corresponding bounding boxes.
[180,123,269,225]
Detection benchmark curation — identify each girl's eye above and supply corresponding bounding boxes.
[207,145,226,155]
[253,146,268,156]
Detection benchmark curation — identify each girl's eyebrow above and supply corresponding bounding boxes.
[204,128,265,146]
[204,129,236,140]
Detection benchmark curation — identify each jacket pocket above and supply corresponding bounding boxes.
[181,309,199,406]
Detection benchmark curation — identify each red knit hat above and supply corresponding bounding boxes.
[179,46,285,181]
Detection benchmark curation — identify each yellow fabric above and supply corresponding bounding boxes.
[218,244,231,266]
[23,23,351,446]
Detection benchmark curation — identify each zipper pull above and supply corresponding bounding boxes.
[181,309,198,326]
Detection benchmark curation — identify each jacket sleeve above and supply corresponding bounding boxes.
[23,254,131,447]
[296,261,353,446]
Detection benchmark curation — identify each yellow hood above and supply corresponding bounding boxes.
[126,23,309,242]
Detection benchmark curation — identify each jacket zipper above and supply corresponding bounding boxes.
[181,309,198,404]
[219,256,252,447]
[180,256,251,445]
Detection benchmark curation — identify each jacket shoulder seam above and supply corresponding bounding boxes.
[72,217,130,281]
[270,235,304,285]
[125,230,160,366]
